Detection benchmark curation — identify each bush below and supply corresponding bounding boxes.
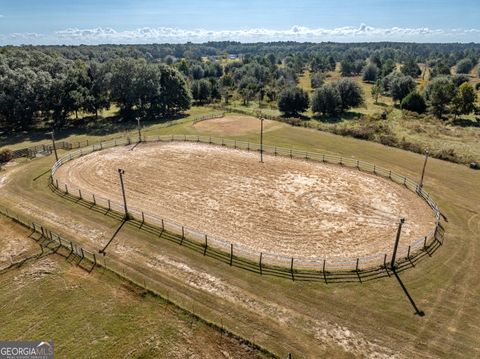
[361,63,379,82]
[456,58,474,74]
[311,84,342,116]
[277,87,309,116]
[475,83,480,91]
[334,78,364,110]
[401,92,427,114]
[0,149,13,163]
[452,74,470,87]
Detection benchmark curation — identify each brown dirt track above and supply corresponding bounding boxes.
[54,141,436,259]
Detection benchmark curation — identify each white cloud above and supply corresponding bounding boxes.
[1,24,479,45]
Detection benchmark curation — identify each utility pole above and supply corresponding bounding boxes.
[391,218,405,270]
[259,116,264,163]
[118,168,128,218]
[419,150,429,188]
[51,130,58,162]
[136,117,142,142]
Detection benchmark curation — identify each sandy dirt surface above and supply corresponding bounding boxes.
[54,142,435,259]
[0,216,39,265]
[194,115,283,135]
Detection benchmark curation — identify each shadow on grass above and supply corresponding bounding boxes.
[312,111,363,124]
[0,112,190,148]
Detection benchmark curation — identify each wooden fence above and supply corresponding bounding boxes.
[50,135,443,274]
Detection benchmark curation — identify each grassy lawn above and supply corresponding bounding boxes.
[1,115,479,357]
[0,216,268,359]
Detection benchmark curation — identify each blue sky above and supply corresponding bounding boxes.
[1,0,479,44]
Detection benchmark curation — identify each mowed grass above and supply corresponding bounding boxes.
[0,216,268,359]
[1,114,480,357]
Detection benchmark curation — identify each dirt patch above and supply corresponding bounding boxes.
[0,217,38,264]
[54,142,436,259]
[193,115,282,135]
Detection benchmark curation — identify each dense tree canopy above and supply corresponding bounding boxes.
[277,87,309,116]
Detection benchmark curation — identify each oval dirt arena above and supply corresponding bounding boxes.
[54,141,436,259]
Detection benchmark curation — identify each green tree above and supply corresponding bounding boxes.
[424,76,456,118]
[310,72,326,89]
[334,78,364,110]
[452,82,477,118]
[401,59,421,78]
[191,79,211,104]
[277,87,309,116]
[390,75,416,103]
[361,63,379,82]
[311,84,342,116]
[401,92,427,113]
[371,80,382,104]
[456,58,474,74]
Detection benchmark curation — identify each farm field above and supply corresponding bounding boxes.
[0,114,479,358]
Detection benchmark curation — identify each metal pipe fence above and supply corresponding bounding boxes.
[50,134,442,272]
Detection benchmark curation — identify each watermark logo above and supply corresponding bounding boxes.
[0,341,53,359]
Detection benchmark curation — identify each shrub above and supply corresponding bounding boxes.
[0,149,13,163]
[277,87,309,116]
[456,58,474,74]
[334,78,364,110]
[401,92,427,114]
[311,84,342,116]
[361,63,379,82]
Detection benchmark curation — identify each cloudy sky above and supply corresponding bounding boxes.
[1,0,479,44]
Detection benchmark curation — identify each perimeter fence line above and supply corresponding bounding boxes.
[7,112,226,160]
[50,134,442,273]
[0,205,279,358]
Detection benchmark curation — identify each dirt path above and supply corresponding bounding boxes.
[54,142,436,259]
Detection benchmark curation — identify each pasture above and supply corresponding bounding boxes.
[0,113,479,358]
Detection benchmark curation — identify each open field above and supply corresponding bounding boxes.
[0,114,479,357]
[0,217,267,359]
[54,140,435,260]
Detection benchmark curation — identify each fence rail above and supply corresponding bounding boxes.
[50,134,442,272]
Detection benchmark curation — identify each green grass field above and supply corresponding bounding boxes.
[0,216,269,359]
[0,113,479,357]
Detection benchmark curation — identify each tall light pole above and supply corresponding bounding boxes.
[118,168,128,218]
[136,118,142,142]
[419,150,429,188]
[51,130,58,162]
[259,117,264,163]
[391,218,405,270]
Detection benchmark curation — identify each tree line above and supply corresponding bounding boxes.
[1,42,479,131]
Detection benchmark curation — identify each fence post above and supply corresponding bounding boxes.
[65,184,68,194]
[305,152,308,160]
[108,199,111,211]
[373,165,376,174]
[78,189,82,199]
[234,140,237,149]
[203,235,208,255]
[92,194,96,205]
[423,236,427,250]
[181,226,184,245]
[407,245,411,260]
[356,160,359,169]
[384,253,388,268]
[259,252,263,275]
[247,142,250,151]
[290,149,293,158]
[55,179,59,188]
[141,211,145,225]
[356,258,359,272]
[230,244,233,266]
[290,257,294,281]
[93,253,97,267]
[80,248,85,259]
